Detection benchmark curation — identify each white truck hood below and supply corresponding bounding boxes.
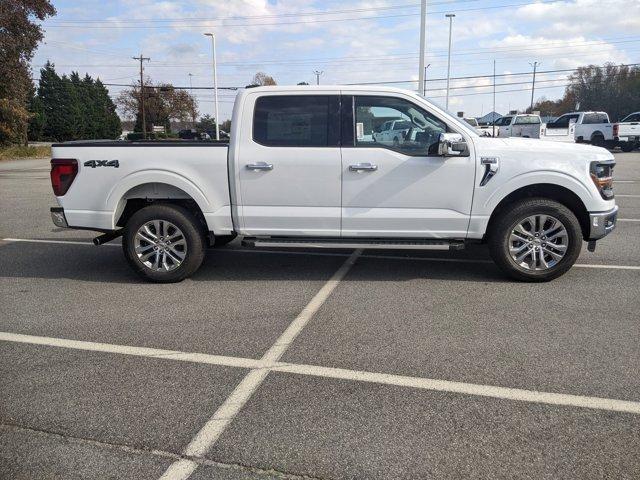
[475,136,614,163]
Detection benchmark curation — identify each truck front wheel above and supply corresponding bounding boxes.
[122,204,206,283]
[488,198,582,282]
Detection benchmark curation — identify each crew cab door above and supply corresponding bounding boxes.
[235,93,341,235]
[340,94,475,238]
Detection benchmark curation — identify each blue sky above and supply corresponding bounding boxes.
[33,0,640,122]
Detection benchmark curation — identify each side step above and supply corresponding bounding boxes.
[241,237,465,251]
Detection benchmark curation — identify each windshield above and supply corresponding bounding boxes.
[621,112,640,122]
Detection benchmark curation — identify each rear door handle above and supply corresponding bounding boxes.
[245,162,273,171]
[349,163,378,172]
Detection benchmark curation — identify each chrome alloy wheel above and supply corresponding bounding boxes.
[134,220,187,272]
[508,215,568,271]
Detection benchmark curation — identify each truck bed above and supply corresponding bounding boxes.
[51,140,233,234]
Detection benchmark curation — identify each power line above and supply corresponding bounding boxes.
[44,0,565,29]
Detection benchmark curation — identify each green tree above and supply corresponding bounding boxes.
[0,0,56,144]
[29,63,121,141]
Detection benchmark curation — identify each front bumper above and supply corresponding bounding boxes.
[50,207,68,228]
[588,206,618,240]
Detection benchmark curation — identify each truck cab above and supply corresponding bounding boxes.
[50,86,618,283]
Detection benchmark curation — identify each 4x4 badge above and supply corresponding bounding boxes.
[84,160,119,168]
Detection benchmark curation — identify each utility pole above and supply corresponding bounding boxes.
[313,70,323,85]
[492,59,496,137]
[445,13,455,110]
[188,73,195,126]
[132,54,150,139]
[418,0,427,94]
[204,33,220,140]
[529,61,540,112]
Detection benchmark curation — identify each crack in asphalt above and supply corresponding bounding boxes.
[0,423,328,480]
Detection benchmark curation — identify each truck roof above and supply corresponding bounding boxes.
[240,85,416,94]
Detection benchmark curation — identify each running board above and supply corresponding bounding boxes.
[241,237,465,251]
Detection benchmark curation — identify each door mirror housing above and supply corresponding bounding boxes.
[438,133,467,156]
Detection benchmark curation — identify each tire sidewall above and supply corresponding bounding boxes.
[123,204,206,283]
[490,199,582,282]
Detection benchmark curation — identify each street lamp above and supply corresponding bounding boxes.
[204,33,220,141]
[445,13,455,110]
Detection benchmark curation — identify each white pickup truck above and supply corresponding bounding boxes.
[542,111,614,147]
[49,86,618,283]
[494,114,544,139]
[615,111,640,152]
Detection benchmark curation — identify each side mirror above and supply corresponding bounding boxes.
[438,133,467,156]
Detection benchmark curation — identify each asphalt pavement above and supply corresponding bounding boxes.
[1,152,639,479]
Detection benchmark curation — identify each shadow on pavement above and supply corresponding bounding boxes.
[0,240,509,284]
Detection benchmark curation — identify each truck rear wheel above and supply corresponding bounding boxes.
[122,204,206,283]
[488,198,582,282]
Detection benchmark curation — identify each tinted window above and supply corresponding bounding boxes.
[253,95,339,147]
[622,113,640,122]
[551,114,578,128]
[355,96,449,156]
[496,116,513,126]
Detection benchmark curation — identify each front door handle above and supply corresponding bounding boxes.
[245,162,273,171]
[349,163,378,172]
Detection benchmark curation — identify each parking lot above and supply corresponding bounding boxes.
[1,153,639,479]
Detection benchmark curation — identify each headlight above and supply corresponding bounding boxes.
[590,160,615,200]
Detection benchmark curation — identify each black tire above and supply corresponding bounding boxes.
[122,204,206,283]
[488,198,582,282]
[213,234,237,247]
[591,133,605,147]
[621,143,634,153]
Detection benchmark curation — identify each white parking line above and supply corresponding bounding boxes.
[159,248,362,480]
[616,194,640,198]
[1,330,639,416]
[615,180,637,183]
[618,218,640,222]
[3,238,640,271]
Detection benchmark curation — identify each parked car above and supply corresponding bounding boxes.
[495,114,544,139]
[542,111,614,147]
[373,119,412,146]
[464,118,492,137]
[615,112,640,152]
[49,86,617,283]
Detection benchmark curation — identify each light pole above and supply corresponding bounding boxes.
[445,13,455,110]
[422,63,431,96]
[529,61,540,112]
[313,70,323,85]
[418,0,427,94]
[204,33,220,141]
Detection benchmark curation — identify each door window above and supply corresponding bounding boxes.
[253,95,339,147]
[353,96,449,156]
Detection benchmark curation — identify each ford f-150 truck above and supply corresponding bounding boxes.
[495,114,544,139]
[542,111,614,146]
[49,86,618,283]
[615,111,640,152]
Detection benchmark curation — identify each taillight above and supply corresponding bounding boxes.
[590,161,615,200]
[613,123,619,137]
[50,158,78,196]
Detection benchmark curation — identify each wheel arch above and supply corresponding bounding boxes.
[113,182,208,234]
[485,183,591,241]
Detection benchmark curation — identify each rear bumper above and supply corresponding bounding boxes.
[588,206,618,240]
[50,207,68,228]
